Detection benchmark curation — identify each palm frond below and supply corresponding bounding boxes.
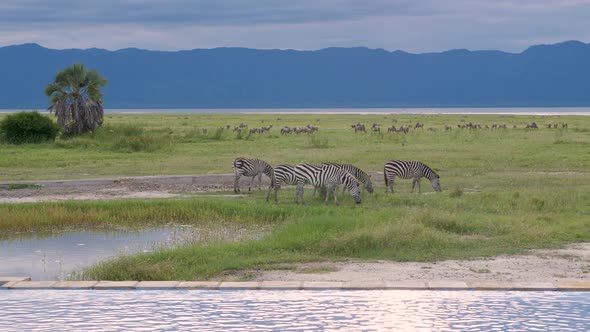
[45,63,107,136]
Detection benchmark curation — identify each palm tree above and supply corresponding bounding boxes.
[45,64,107,136]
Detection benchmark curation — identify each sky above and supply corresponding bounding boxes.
[1,0,589,53]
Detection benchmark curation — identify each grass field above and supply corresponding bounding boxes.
[1,112,589,180]
[1,112,589,280]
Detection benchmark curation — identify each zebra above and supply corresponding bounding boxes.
[232,157,274,193]
[312,162,374,195]
[266,164,298,202]
[383,160,442,193]
[294,163,362,205]
[267,164,328,202]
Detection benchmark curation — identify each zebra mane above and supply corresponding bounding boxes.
[420,162,439,179]
[352,167,370,183]
[337,169,360,185]
[323,162,370,185]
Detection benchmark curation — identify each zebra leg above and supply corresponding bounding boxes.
[385,177,394,193]
[329,184,339,205]
[274,184,280,202]
[234,174,241,193]
[325,183,335,205]
[268,181,281,203]
[412,178,422,193]
[265,184,274,202]
[248,176,257,192]
[257,173,263,190]
[295,183,305,204]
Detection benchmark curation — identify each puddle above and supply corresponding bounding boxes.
[0,227,200,280]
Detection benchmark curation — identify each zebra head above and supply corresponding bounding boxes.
[430,176,442,192]
[232,157,245,169]
[339,170,362,204]
[350,183,362,204]
[364,179,374,194]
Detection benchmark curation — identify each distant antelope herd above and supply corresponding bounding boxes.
[350,121,569,133]
[223,119,569,137]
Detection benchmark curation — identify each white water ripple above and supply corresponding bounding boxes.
[0,290,588,331]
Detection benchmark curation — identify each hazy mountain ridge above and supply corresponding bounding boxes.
[1,41,589,108]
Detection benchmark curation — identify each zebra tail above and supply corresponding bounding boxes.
[383,170,388,188]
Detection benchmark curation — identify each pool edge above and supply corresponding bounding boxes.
[1,279,589,291]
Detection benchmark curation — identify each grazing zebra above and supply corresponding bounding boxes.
[268,164,328,202]
[383,160,442,193]
[232,157,274,193]
[294,163,362,205]
[313,162,374,195]
[266,164,298,202]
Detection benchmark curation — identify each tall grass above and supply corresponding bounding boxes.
[0,198,310,235]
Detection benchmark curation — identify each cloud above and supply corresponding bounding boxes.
[0,0,431,26]
[0,0,589,52]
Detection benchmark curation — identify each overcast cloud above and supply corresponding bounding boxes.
[0,0,589,52]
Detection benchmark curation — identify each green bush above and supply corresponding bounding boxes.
[0,111,60,144]
[101,125,171,152]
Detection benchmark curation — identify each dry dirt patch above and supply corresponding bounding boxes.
[248,243,590,283]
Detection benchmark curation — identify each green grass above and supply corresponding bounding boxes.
[1,112,589,280]
[0,183,40,190]
[1,113,588,180]
[2,178,588,280]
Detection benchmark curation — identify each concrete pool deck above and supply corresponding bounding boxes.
[1,277,589,291]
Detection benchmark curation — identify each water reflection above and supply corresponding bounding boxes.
[0,227,197,280]
[0,290,587,331]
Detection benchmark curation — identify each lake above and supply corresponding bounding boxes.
[2,107,590,115]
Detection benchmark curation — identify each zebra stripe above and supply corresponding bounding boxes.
[232,157,274,193]
[266,164,298,202]
[383,160,442,193]
[320,162,374,194]
[294,163,362,205]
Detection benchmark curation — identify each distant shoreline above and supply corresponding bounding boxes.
[243,111,590,116]
[2,107,590,116]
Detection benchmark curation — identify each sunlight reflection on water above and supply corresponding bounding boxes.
[0,290,587,331]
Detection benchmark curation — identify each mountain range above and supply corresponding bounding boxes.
[1,41,589,109]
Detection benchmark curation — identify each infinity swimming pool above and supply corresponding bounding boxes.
[0,290,587,331]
